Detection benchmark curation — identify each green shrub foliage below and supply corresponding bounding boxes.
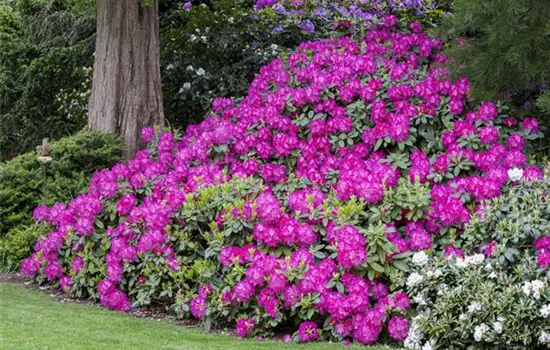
[0,131,123,269]
[0,223,44,271]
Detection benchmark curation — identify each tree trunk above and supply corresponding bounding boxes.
[88,0,164,158]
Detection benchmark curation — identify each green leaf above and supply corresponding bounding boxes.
[370,262,385,273]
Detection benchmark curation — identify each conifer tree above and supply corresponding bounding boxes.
[441,0,550,119]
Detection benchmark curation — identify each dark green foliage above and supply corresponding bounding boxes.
[0,131,123,241]
[441,0,550,114]
[160,0,303,129]
[0,0,96,160]
[537,91,550,119]
[0,223,44,271]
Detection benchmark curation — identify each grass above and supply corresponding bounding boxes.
[0,283,397,350]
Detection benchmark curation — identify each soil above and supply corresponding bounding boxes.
[0,272,202,328]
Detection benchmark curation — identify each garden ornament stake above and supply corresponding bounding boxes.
[37,138,53,202]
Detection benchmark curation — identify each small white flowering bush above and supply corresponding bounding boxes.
[405,175,550,350]
[406,252,549,350]
[459,174,550,272]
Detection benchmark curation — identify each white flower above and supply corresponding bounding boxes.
[455,257,469,268]
[467,302,482,313]
[459,313,468,321]
[412,251,429,266]
[540,304,550,318]
[37,156,53,165]
[474,324,489,342]
[484,263,493,271]
[407,272,424,287]
[532,280,545,291]
[493,321,503,334]
[413,294,426,306]
[507,167,523,181]
[404,319,424,350]
[270,44,278,50]
[200,35,207,42]
[467,254,485,265]
[421,340,436,350]
[531,280,546,300]
[523,281,532,296]
[426,268,441,278]
[488,271,498,279]
[540,331,550,344]
[186,65,194,71]
[178,82,191,94]
[196,68,206,76]
[166,64,174,70]
[190,34,197,41]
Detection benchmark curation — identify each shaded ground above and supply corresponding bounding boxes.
[0,282,397,350]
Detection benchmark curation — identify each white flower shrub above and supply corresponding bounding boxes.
[406,253,550,350]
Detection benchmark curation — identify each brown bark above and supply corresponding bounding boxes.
[88,0,164,158]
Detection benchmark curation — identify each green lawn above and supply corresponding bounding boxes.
[0,283,396,350]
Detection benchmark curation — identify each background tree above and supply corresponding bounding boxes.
[440,0,550,121]
[0,0,95,160]
[88,0,164,158]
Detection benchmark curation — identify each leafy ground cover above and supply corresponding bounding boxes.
[0,282,399,350]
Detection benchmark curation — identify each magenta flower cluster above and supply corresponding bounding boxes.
[535,236,550,269]
[21,16,543,345]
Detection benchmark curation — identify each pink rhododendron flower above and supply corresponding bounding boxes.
[236,317,257,338]
[141,127,156,142]
[388,316,409,341]
[298,321,318,342]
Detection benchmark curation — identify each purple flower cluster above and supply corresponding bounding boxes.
[236,317,257,338]
[255,0,436,23]
[190,286,211,319]
[535,236,550,269]
[298,321,319,342]
[387,316,409,341]
[331,226,367,270]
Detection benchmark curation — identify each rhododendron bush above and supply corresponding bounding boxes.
[22,17,544,346]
